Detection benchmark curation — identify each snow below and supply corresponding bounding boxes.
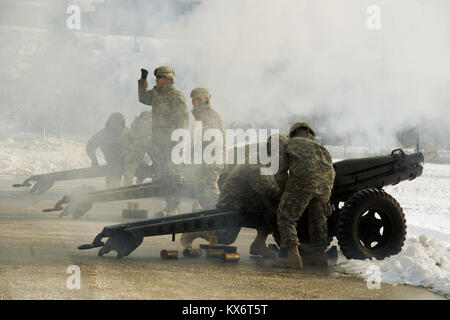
[0,136,449,297]
[0,136,103,175]
[336,236,450,297]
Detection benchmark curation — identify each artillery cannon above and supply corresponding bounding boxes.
[12,163,155,195]
[44,165,196,218]
[78,149,424,261]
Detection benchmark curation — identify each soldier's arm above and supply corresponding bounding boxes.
[86,130,104,166]
[203,110,224,132]
[138,78,154,105]
[173,94,190,129]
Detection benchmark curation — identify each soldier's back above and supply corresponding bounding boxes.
[286,137,335,196]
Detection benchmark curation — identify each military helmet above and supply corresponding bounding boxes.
[190,87,211,101]
[289,122,315,138]
[105,112,125,130]
[154,66,175,80]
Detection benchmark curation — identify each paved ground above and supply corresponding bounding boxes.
[0,175,445,300]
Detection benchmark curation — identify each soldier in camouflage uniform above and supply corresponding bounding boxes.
[190,88,225,209]
[180,88,226,248]
[275,122,335,269]
[138,66,189,216]
[123,110,153,186]
[181,134,290,260]
[86,112,132,189]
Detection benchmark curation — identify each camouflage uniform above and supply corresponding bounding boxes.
[180,88,226,247]
[213,135,289,253]
[190,88,226,210]
[138,66,189,213]
[86,112,132,189]
[123,111,152,186]
[277,123,335,250]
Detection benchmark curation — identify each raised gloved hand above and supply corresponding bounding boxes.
[140,68,148,80]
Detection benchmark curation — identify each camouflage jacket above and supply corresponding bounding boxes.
[86,127,132,165]
[138,80,189,150]
[285,136,335,197]
[216,163,282,213]
[192,103,226,167]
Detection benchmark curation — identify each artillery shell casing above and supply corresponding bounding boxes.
[183,248,202,258]
[223,253,240,262]
[207,248,225,258]
[133,202,140,210]
[127,202,133,210]
[160,250,178,259]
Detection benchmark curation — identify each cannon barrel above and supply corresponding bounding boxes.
[331,149,424,202]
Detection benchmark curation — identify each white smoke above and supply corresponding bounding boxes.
[1,0,449,149]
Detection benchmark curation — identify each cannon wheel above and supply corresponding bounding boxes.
[337,188,406,260]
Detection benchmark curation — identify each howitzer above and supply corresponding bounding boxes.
[44,164,197,219]
[43,181,162,219]
[13,163,155,195]
[79,149,424,261]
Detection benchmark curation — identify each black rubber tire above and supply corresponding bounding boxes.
[337,188,406,260]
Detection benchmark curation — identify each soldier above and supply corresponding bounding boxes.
[86,112,132,189]
[123,110,153,186]
[190,87,225,209]
[181,134,290,259]
[275,122,335,269]
[138,66,189,216]
[179,87,226,247]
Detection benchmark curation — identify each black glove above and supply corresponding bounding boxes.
[140,68,148,80]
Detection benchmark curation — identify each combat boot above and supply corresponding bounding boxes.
[274,246,303,269]
[249,231,277,259]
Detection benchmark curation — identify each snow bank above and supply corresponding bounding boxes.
[0,137,103,175]
[336,236,450,297]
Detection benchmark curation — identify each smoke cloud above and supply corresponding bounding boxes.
[1,0,449,150]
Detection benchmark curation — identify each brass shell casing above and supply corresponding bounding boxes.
[160,250,178,259]
[223,253,240,262]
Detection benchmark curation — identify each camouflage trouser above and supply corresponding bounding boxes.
[152,144,184,209]
[123,142,151,186]
[277,191,331,249]
[194,165,222,210]
[105,160,124,189]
